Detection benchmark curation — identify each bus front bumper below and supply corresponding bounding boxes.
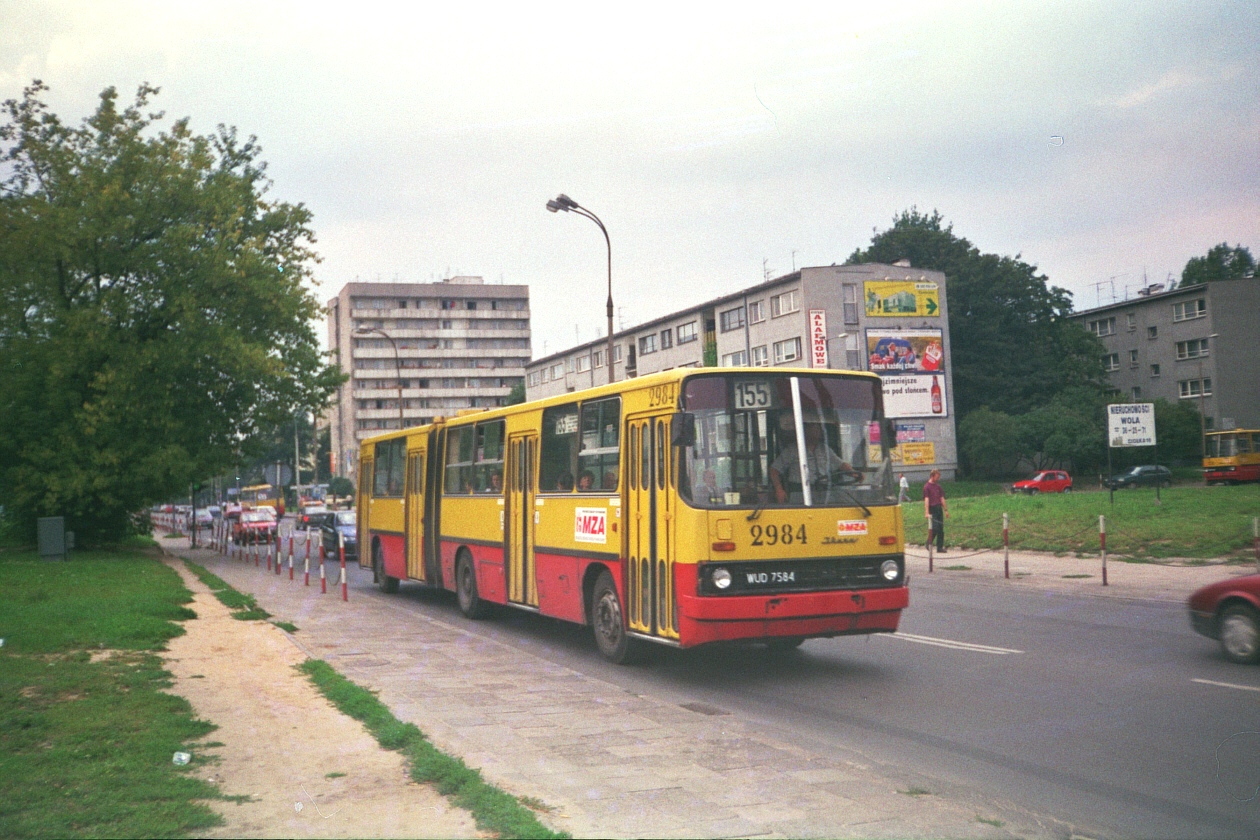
[675,584,910,646]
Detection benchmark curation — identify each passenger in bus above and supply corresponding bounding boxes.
[488,471,503,494]
[578,471,595,491]
[603,471,618,491]
[695,469,722,505]
[555,473,574,491]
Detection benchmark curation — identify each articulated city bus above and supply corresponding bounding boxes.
[1204,429,1260,484]
[357,368,908,662]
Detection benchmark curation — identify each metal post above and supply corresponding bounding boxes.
[275,532,282,576]
[320,543,328,594]
[338,531,348,601]
[304,531,311,587]
[1003,512,1010,579]
[288,535,294,581]
[1100,514,1108,586]
[927,527,934,573]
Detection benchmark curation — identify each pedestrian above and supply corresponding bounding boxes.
[898,473,910,503]
[276,497,285,519]
[923,469,947,553]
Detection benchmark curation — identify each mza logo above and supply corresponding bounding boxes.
[574,508,607,544]
[836,520,868,536]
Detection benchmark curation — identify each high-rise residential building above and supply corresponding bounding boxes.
[526,262,958,480]
[325,277,530,477]
[1069,277,1260,431]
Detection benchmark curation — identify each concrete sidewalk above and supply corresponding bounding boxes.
[162,531,1254,839]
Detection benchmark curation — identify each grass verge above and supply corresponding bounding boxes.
[300,659,568,839]
[182,561,270,620]
[0,550,223,838]
[904,483,1260,559]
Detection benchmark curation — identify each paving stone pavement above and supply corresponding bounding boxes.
[164,527,1254,839]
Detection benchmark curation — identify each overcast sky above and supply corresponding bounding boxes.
[3,1,1257,356]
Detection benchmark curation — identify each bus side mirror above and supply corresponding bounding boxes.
[672,412,696,447]
[882,418,897,449]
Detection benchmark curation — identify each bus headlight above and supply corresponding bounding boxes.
[712,568,732,590]
[881,559,899,581]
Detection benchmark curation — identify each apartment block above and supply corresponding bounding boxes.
[325,277,530,476]
[526,262,958,479]
[1070,277,1260,431]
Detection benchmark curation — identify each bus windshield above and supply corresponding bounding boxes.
[678,373,895,508]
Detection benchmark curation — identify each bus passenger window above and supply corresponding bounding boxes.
[578,398,620,492]
[474,420,505,493]
[444,427,475,494]
[540,405,579,492]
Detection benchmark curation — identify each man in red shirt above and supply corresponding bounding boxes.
[923,469,948,553]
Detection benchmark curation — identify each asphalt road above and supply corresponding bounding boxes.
[275,519,1260,839]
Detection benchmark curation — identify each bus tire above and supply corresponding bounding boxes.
[373,543,399,594]
[1220,604,1260,664]
[456,552,490,619]
[765,637,805,652]
[592,571,636,664]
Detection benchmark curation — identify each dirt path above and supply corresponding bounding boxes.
[162,559,482,839]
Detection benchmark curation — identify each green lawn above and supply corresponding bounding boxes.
[904,483,1260,559]
[0,551,222,838]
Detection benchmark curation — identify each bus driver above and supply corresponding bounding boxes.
[770,421,857,504]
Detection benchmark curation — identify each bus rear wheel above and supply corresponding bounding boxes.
[373,543,399,594]
[456,553,490,619]
[592,571,636,664]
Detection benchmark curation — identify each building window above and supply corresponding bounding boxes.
[1175,338,1210,360]
[1150,364,1160,377]
[1088,317,1116,337]
[1147,326,1157,339]
[721,350,748,367]
[613,345,623,363]
[1128,349,1139,367]
[1131,387,1142,400]
[747,300,766,324]
[576,356,591,373]
[1103,353,1120,371]
[1126,313,1136,331]
[549,363,563,380]
[527,371,542,387]
[440,299,456,310]
[773,337,802,364]
[771,289,800,317]
[677,322,698,343]
[719,307,745,332]
[466,301,478,310]
[1204,416,1215,430]
[639,334,658,355]
[842,284,860,324]
[1172,299,1207,322]
[750,345,769,366]
[660,328,673,349]
[1178,378,1212,399]
[593,350,605,368]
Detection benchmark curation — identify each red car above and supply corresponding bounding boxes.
[1012,471,1073,494]
[232,509,278,544]
[1188,574,1260,664]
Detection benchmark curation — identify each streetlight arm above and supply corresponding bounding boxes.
[546,193,615,385]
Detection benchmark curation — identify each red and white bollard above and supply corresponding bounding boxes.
[1099,514,1108,587]
[1003,512,1010,579]
[274,532,282,576]
[338,531,348,601]
[303,531,311,587]
[319,543,328,594]
[288,535,295,581]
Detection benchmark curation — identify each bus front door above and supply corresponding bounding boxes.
[506,433,538,607]
[626,415,676,639]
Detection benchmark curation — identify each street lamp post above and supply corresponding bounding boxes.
[354,327,406,430]
[547,194,614,385]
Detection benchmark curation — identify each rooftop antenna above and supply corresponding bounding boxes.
[791,250,797,272]
[763,258,771,282]
[618,306,626,331]
[1108,273,1127,304]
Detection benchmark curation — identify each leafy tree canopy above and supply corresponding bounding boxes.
[848,209,1106,418]
[1180,242,1255,286]
[0,82,343,541]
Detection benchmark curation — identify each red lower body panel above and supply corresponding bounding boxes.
[672,563,909,647]
[374,533,405,579]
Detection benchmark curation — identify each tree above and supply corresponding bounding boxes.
[506,381,526,405]
[0,82,344,541]
[1180,243,1255,286]
[849,209,1107,419]
[957,407,1021,478]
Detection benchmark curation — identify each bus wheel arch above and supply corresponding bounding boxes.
[373,540,399,594]
[455,547,490,619]
[591,569,637,664]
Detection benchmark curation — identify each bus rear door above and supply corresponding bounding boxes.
[506,433,539,606]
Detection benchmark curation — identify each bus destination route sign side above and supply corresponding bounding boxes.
[1107,402,1156,448]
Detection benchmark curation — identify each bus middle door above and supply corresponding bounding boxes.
[404,448,426,582]
[627,415,675,638]
[506,433,538,607]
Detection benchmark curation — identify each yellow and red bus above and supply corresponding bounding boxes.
[238,483,280,511]
[1204,429,1260,484]
[357,368,908,662]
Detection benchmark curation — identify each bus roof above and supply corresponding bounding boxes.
[358,366,884,450]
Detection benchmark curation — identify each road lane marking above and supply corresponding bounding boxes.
[881,632,1024,655]
[1193,678,1260,693]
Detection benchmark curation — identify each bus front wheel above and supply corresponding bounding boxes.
[592,571,636,664]
[456,553,490,619]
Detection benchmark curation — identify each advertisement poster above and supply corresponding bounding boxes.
[895,422,927,443]
[881,374,949,418]
[866,329,945,373]
[809,309,828,368]
[863,281,940,317]
[869,441,937,465]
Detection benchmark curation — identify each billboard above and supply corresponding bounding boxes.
[881,374,948,418]
[864,281,940,317]
[1107,403,1156,447]
[808,309,828,368]
[866,329,945,374]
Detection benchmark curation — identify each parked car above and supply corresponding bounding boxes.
[189,508,214,529]
[1104,465,1172,490]
[320,509,358,561]
[297,504,329,530]
[1188,574,1260,664]
[1012,471,1073,494]
[232,509,278,544]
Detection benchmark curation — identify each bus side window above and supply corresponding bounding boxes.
[444,427,475,494]
[578,398,620,492]
[475,420,505,493]
[540,404,579,492]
